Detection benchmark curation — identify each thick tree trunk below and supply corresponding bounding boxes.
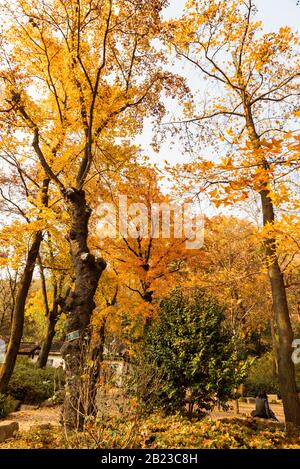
[244,104,300,427]
[0,179,49,394]
[270,317,279,379]
[0,231,43,393]
[61,188,106,431]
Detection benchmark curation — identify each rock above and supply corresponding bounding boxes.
[247,397,256,404]
[0,421,19,443]
[35,423,53,430]
[10,399,22,413]
[40,399,55,408]
[20,404,39,411]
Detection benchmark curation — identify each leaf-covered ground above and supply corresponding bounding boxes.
[1,409,299,449]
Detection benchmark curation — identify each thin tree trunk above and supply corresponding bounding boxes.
[0,179,49,393]
[235,398,240,415]
[61,188,106,431]
[37,237,72,369]
[36,254,52,368]
[143,289,153,335]
[37,312,56,369]
[244,103,300,427]
[0,232,43,393]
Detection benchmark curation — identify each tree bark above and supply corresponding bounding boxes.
[86,319,106,417]
[37,310,57,369]
[143,289,154,334]
[61,188,106,431]
[36,254,52,369]
[0,179,49,393]
[270,317,279,379]
[243,102,300,427]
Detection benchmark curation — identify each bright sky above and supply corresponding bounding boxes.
[165,0,299,29]
[136,0,300,168]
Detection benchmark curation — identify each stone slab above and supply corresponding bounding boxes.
[0,421,19,443]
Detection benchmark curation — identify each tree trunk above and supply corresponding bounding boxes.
[244,103,300,427]
[143,289,154,335]
[37,314,56,368]
[262,216,300,428]
[270,317,279,379]
[36,253,53,369]
[86,319,106,417]
[235,398,240,415]
[0,179,49,394]
[0,231,43,393]
[61,188,106,431]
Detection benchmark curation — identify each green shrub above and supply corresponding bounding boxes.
[244,352,280,397]
[7,358,65,404]
[244,351,300,397]
[0,393,14,419]
[138,288,249,415]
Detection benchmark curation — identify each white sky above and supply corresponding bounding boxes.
[136,0,300,168]
[165,0,299,29]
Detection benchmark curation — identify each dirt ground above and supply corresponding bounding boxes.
[9,406,61,432]
[209,401,285,423]
[7,400,284,432]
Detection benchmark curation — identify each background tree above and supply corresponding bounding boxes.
[165,0,300,427]
[95,165,197,343]
[0,270,18,339]
[0,178,49,393]
[0,0,183,429]
[200,215,271,355]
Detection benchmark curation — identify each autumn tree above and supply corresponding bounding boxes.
[95,165,198,343]
[200,216,271,350]
[0,272,17,338]
[0,175,49,394]
[166,0,300,427]
[0,0,182,429]
[0,147,64,390]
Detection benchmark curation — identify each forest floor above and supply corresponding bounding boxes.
[2,400,299,449]
[9,406,61,432]
[8,400,285,432]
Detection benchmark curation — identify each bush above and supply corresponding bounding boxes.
[0,393,14,419]
[125,353,166,416]
[138,288,248,415]
[244,351,300,397]
[244,352,280,397]
[7,358,65,404]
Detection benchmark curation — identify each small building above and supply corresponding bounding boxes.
[17,341,65,369]
[18,342,41,359]
[15,341,128,378]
